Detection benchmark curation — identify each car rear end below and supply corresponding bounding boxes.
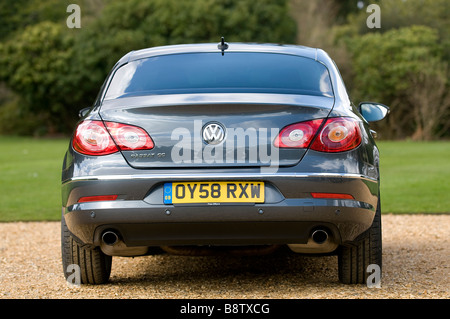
[61,43,381,284]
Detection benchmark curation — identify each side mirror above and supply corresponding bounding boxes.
[358,102,390,122]
[78,107,91,118]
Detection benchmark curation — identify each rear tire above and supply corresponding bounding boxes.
[338,198,382,284]
[61,214,112,284]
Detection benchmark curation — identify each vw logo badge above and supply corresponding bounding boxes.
[202,122,226,145]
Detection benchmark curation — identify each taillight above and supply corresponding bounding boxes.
[274,117,362,152]
[73,120,118,156]
[274,119,324,148]
[104,122,154,151]
[73,120,154,156]
[310,117,362,152]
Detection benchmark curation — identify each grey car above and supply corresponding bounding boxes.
[61,41,389,285]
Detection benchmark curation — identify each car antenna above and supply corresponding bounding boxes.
[218,36,228,56]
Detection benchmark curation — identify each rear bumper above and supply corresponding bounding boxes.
[62,172,378,248]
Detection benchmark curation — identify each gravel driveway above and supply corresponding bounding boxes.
[0,214,448,299]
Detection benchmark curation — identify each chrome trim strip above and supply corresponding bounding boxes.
[64,172,378,184]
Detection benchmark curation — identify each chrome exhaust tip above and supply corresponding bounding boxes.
[311,229,329,244]
[101,231,119,246]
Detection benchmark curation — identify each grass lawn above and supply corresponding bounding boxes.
[378,140,450,214]
[0,136,69,221]
[0,137,448,221]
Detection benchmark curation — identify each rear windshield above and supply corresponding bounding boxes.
[104,52,334,100]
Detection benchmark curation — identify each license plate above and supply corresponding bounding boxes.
[163,181,265,204]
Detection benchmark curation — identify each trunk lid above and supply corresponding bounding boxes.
[99,93,333,169]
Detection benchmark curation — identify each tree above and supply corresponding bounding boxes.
[0,0,296,135]
[72,0,297,129]
[345,26,448,140]
[342,0,449,60]
[406,64,450,140]
[331,0,450,139]
[0,21,77,134]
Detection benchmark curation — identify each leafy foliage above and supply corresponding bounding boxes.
[0,21,77,133]
[0,0,448,139]
[346,26,449,139]
[0,0,296,135]
[333,0,449,139]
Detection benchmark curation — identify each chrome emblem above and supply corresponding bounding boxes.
[202,122,226,145]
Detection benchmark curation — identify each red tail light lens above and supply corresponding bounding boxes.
[73,120,154,156]
[73,120,118,156]
[274,119,324,148]
[104,122,154,151]
[274,117,362,152]
[310,117,362,152]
